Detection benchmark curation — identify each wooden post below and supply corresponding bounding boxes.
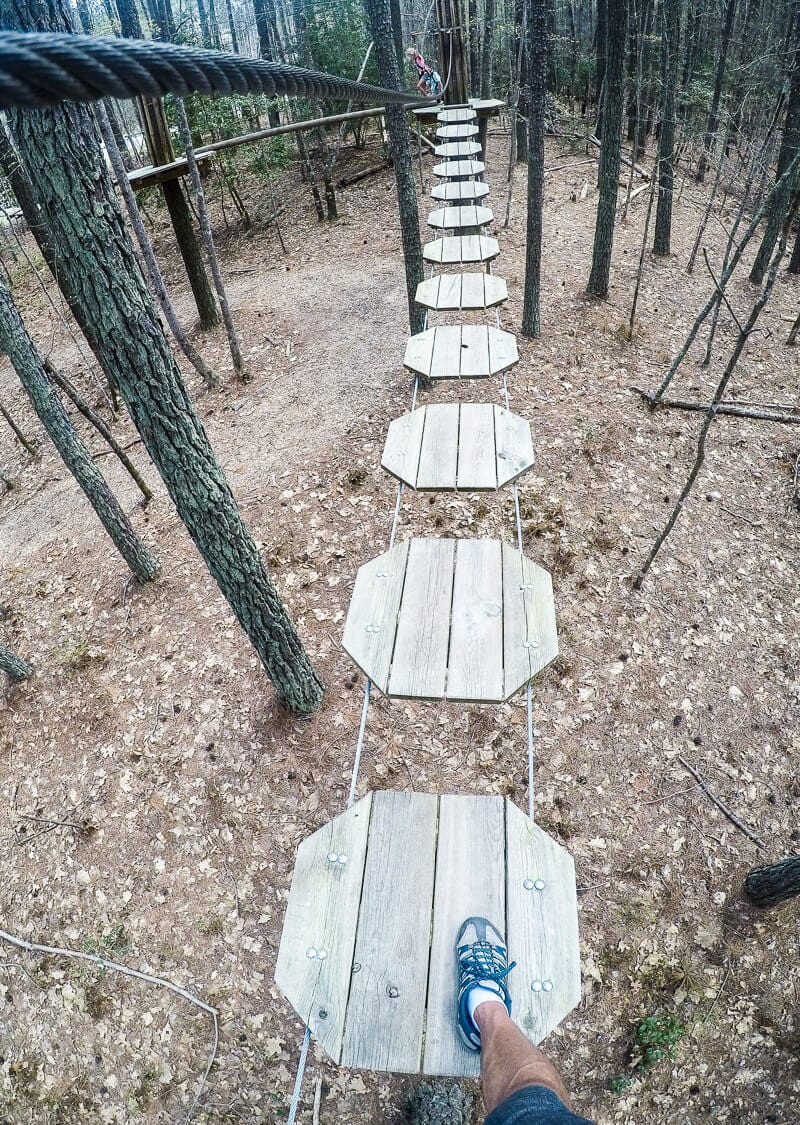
[435,0,468,105]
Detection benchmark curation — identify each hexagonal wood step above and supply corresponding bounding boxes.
[342,538,556,701]
[381,404,534,491]
[434,140,482,158]
[404,325,518,380]
[431,180,490,204]
[422,235,499,266]
[427,205,493,231]
[415,272,508,311]
[275,791,580,1076]
[433,159,485,179]
[436,123,479,140]
[437,106,477,123]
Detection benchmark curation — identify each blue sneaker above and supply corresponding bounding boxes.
[456,916,516,1051]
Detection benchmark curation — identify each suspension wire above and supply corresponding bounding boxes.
[347,679,372,808]
[526,682,535,820]
[286,1025,312,1125]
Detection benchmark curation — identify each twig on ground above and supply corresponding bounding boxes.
[703,962,731,1024]
[719,504,764,528]
[0,927,219,1123]
[677,757,766,850]
[312,1075,323,1125]
[792,453,800,512]
[632,386,800,424]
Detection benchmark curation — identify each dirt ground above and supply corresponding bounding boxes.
[0,119,798,1125]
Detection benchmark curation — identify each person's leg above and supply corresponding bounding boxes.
[473,1000,573,1115]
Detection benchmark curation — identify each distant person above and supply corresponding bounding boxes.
[406,36,442,97]
[457,917,596,1125]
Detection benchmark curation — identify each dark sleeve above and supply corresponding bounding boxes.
[485,1086,597,1125]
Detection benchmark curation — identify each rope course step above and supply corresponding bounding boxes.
[403,324,517,380]
[433,158,486,179]
[422,235,500,265]
[415,272,509,310]
[434,140,482,158]
[431,179,490,203]
[436,123,480,139]
[427,205,494,231]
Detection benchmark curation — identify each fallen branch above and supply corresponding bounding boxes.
[336,161,391,188]
[677,757,766,850]
[411,128,436,153]
[0,927,219,1123]
[588,134,649,179]
[631,386,800,424]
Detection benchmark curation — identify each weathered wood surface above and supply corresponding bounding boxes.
[436,123,480,139]
[436,106,478,123]
[275,793,373,1061]
[422,235,500,265]
[427,205,493,230]
[434,140,482,158]
[342,791,439,1072]
[433,159,486,179]
[343,539,557,701]
[415,272,508,310]
[404,325,518,379]
[276,792,580,1075]
[431,180,490,203]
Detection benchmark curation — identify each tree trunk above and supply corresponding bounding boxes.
[480,0,497,97]
[696,0,737,183]
[587,0,628,297]
[197,0,213,46]
[389,0,404,73]
[789,219,800,273]
[745,856,800,908]
[252,0,284,124]
[595,0,608,135]
[3,0,324,715]
[224,0,240,53]
[652,0,680,255]
[364,0,425,334]
[749,12,800,284]
[407,1082,474,1125]
[0,643,32,683]
[0,281,161,583]
[521,0,547,338]
[468,0,480,93]
[0,401,38,457]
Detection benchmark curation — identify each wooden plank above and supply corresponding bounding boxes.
[381,409,427,487]
[501,544,533,696]
[417,404,459,490]
[457,403,498,489]
[423,794,505,1075]
[275,793,373,1063]
[404,329,436,374]
[341,791,439,1072]
[519,553,559,679]
[436,123,479,139]
[437,107,477,123]
[414,274,441,309]
[484,274,510,307]
[447,540,504,701]
[494,406,535,485]
[430,325,463,378]
[459,325,491,378]
[504,800,581,1045]
[437,273,463,309]
[460,272,487,308]
[488,326,519,371]
[342,541,410,692]
[434,140,482,158]
[432,180,490,202]
[433,159,486,179]
[388,539,455,699]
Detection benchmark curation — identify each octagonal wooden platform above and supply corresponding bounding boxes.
[381,403,534,491]
[415,272,508,311]
[404,324,517,380]
[427,205,493,231]
[436,106,477,123]
[342,538,557,701]
[436,123,479,140]
[275,791,580,1076]
[422,235,500,266]
[433,159,485,179]
[432,180,490,203]
[434,140,482,159]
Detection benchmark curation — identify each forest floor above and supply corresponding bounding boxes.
[0,118,798,1125]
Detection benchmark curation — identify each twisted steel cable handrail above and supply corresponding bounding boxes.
[0,31,437,109]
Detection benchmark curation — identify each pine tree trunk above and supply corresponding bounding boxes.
[745,856,800,908]
[207,0,223,49]
[0,281,161,583]
[197,0,213,46]
[696,0,737,183]
[587,0,628,297]
[252,0,284,124]
[749,13,800,284]
[521,0,547,338]
[788,220,800,273]
[224,0,240,53]
[468,0,480,93]
[363,0,425,334]
[595,0,608,136]
[480,0,497,98]
[0,642,32,683]
[652,0,679,256]
[3,0,324,715]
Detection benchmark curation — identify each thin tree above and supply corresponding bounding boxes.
[595,0,608,136]
[587,0,628,298]
[4,0,324,715]
[0,402,38,457]
[696,0,737,183]
[0,281,161,584]
[363,0,425,334]
[521,0,548,337]
[0,643,32,683]
[652,0,679,256]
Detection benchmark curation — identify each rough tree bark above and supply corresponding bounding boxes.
[480,0,497,97]
[2,0,324,715]
[745,856,800,908]
[587,0,628,297]
[521,0,547,337]
[595,0,608,136]
[0,281,161,584]
[407,1082,474,1125]
[363,0,425,334]
[0,643,33,683]
[652,0,680,255]
[696,0,737,183]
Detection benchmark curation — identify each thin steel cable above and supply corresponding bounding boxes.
[286,1024,312,1125]
[0,32,435,110]
[347,679,372,808]
[526,682,535,820]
